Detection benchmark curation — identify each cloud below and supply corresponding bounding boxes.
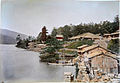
[2,0,119,36]
[75,0,119,1]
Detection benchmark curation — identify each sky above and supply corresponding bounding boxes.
[1,0,119,37]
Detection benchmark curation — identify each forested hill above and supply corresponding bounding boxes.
[51,15,119,41]
[0,29,27,44]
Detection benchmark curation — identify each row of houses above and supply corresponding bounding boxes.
[68,30,119,41]
[69,32,101,41]
[103,30,119,40]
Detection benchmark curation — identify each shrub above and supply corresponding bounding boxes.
[40,53,60,63]
[55,54,60,60]
[66,39,94,49]
[107,39,119,54]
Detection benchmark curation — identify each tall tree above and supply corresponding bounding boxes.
[51,27,57,37]
[41,26,48,42]
[112,15,119,32]
[61,25,72,41]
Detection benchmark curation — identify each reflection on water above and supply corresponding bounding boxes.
[0,44,75,82]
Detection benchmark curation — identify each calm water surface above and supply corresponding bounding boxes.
[0,44,75,82]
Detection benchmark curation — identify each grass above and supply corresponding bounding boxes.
[66,39,94,49]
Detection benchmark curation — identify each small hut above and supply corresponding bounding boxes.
[56,35,64,41]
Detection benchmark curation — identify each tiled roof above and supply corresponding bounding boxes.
[86,51,117,59]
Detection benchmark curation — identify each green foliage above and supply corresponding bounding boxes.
[66,39,94,49]
[51,28,57,37]
[16,39,30,49]
[40,37,62,62]
[107,39,119,54]
[16,35,32,49]
[55,54,60,60]
[40,53,60,63]
[58,49,77,54]
[45,37,63,49]
[51,15,119,40]
[45,47,56,54]
[62,25,72,41]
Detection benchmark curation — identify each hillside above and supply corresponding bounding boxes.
[0,29,28,44]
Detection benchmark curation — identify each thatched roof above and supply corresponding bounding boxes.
[105,52,117,59]
[69,32,101,40]
[77,45,88,49]
[111,31,119,35]
[77,44,117,59]
[80,45,98,53]
[87,51,117,60]
[104,30,119,36]
[69,35,81,40]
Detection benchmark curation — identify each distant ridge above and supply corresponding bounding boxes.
[0,29,28,44]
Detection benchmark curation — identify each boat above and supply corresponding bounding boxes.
[47,62,74,66]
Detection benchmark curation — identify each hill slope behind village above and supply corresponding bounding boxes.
[0,29,27,44]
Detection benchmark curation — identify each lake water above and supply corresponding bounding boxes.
[0,44,75,83]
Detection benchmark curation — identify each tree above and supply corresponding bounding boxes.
[16,36,31,49]
[41,26,48,42]
[45,37,62,49]
[51,27,57,37]
[40,37,62,63]
[112,15,119,32]
[61,25,72,41]
[45,47,56,54]
[107,39,119,54]
[51,15,119,41]
[100,15,119,35]
[16,34,21,42]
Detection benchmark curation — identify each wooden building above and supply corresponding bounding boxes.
[56,35,64,41]
[103,30,119,40]
[76,44,119,74]
[88,52,118,74]
[69,32,101,41]
[77,45,88,50]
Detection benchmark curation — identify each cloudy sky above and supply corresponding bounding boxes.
[1,0,119,37]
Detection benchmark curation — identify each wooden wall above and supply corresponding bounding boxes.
[91,55,118,74]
